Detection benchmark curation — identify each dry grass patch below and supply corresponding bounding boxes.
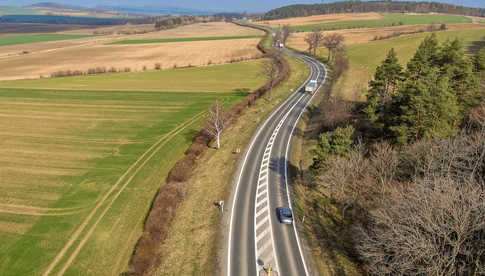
[0,220,34,235]
[257,13,383,27]
[63,22,263,37]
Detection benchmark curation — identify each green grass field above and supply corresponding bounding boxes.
[0,34,94,46]
[0,61,265,275]
[292,13,472,32]
[332,27,485,100]
[0,60,266,92]
[110,35,264,45]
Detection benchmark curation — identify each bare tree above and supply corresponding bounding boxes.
[304,29,324,55]
[322,33,345,61]
[321,143,370,218]
[353,176,485,276]
[260,53,280,100]
[352,131,485,276]
[471,103,485,128]
[369,142,399,199]
[206,99,231,149]
[281,24,292,44]
[273,29,282,47]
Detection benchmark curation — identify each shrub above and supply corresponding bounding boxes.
[167,154,196,183]
[311,126,355,171]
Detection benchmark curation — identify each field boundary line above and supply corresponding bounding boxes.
[43,111,204,276]
[56,111,204,275]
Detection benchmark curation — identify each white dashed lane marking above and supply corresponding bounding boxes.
[253,110,292,273]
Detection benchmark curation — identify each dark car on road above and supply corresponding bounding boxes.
[277,207,293,224]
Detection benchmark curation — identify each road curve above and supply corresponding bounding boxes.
[226,49,326,276]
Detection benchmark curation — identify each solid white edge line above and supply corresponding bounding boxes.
[254,56,320,275]
[284,56,327,276]
[226,50,313,276]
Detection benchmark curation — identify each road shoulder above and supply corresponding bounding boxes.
[150,55,309,275]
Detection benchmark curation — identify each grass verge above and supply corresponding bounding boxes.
[110,35,264,45]
[292,13,471,32]
[0,34,93,46]
[289,71,363,276]
[149,55,310,275]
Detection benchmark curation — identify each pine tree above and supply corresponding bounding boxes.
[364,48,403,124]
[391,70,460,144]
[406,33,440,80]
[473,48,485,72]
[364,34,483,145]
[440,38,480,113]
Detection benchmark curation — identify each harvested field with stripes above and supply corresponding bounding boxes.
[0,61,265,275]
[0,22,265,81]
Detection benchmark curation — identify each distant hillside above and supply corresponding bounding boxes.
[99,6,214,16]
[26,2,97,12]
[264,1,485,20]
[0,6,37,16]
[0,14,125,25]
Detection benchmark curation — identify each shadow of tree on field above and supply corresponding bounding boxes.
[233,88,251,96]
[468,37,485,54]
[183,129,201,143]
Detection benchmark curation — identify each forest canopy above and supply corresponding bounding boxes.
[264,1,485,20]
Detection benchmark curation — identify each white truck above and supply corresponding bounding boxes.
[305,80,317,93]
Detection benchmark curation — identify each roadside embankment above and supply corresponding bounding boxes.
[128,23,295,275]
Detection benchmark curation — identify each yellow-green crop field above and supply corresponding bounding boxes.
[0,60,265,275]
[333,26,485,100]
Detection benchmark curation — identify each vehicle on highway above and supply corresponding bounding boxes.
[277,207,293,224]
[305,80,317,93]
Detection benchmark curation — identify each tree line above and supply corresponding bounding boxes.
[264,1,485,20]
[0,12,244,27]
[304,34,485,275]
[303,28,345,62]
[154,14,241,30]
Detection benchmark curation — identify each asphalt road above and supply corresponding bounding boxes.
[227,49,326,276]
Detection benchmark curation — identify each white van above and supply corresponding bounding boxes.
[305,80,317,93]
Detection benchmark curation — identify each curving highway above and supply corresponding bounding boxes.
[226,49,326,276]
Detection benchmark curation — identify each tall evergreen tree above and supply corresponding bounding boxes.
[365,34,480,145]
[440,38,480,113]
[406,33,441,80]
[473,48,485,72]
[364,48,403,123]
[390,70,460,144]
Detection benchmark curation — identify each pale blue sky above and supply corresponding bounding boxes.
[1,0,484,12]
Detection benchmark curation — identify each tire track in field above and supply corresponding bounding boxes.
[0,192,112,217]
[0,203,83,212]
[43,111,204,276]
[0,208,84,217]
